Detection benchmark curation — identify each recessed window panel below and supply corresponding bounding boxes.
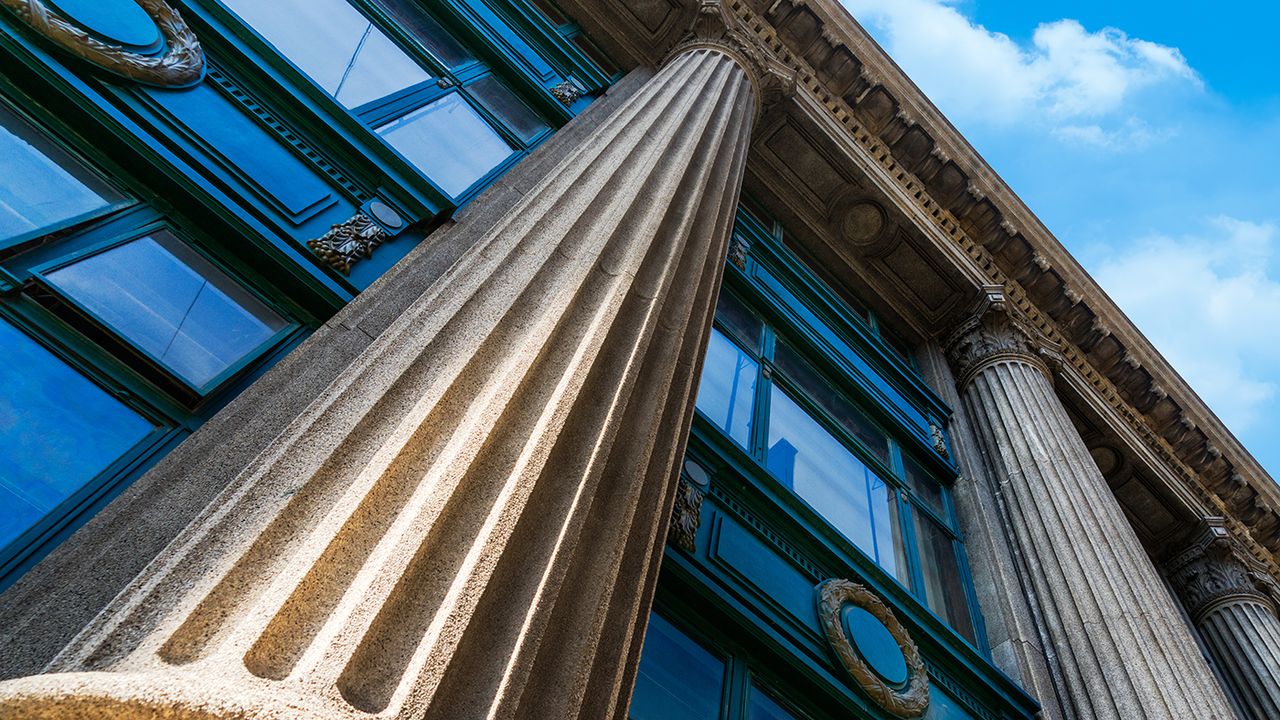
[630,613,725,720]
[903,455,945,517]
[45,231,288,390]
[378,94,514,197]
[749,687,797,720]
[714,288,762,353]
[0,319,155,550]
[695,328,757,449]
[468,76,550,143]
[0,104,123,242]
[773,339,889,464]
[375,0,475,68]
[766,386,904,580]
[221,0,431,108]
[914,510,977,644]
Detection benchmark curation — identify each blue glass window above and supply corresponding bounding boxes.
[766,386,904,581]
[219,0,557,202]
[0,319,155,551]
[43,231,288,391]
[467,76,551,144]
[377,94,515,198]
[0,104,123,243]
[694,328,757,449]
[219,0,432,108]
[630,614,725,720]
[914,511,978,645]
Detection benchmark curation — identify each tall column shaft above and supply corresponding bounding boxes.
[948,292,1237,720]
[1169,524,1280,720]
[0,45,757,720]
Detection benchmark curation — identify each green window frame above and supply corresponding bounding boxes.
[631,610,825,720]
[689,203,985,650]
[202,0,612,205]
[0,94,309,589]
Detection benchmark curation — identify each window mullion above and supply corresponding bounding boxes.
[752,324,776,463]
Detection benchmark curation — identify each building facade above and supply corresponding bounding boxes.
[0,0,1278,718]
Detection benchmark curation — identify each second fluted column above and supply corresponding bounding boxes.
[947,290,1237,720]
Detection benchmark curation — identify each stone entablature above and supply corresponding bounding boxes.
[557,0,1280,582]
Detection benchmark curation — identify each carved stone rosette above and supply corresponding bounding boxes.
[944,286,1051,389]
[306,213,391,276]
[0,0,204,87]
[816,579,929,718]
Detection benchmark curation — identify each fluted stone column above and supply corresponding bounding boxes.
[1169,520,1280,720]
[0,22,767,720]
[947,288,1237,720]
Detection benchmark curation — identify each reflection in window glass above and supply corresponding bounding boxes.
[0,319,154,550]
[0,104,122,241]
[468,76,550,143]
[914,511,977,644]
[714,288,762,353]
[773,339,888,464]
[221,0,431,108]
[749,687,797,720]
[45,232,288,390]
[766,387,904,581]
[695,328,757,449]
[378,94,514,197]
[903,455,945,517]
[630,614,725,720]
[374,0,474,68]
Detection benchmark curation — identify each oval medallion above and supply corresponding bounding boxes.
[816,578,930,718]
[844,604,909,685]
[0,0,204,87]
[46,0,160,50]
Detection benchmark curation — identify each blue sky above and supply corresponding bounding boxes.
[842,0,1280,481]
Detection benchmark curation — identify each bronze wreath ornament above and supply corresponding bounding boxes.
[0,0,204,87]
[816,578,930,718]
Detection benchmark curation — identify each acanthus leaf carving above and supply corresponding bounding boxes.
[1167,518,1274,620]
[944,286,1055,388]
[306,213,391,276]
[667,478,704,554]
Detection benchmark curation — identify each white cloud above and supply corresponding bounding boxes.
[842,0,1201,140]
[1052,117,1174,151]
[1091,216,1280,435]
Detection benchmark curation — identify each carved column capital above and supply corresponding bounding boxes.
[944,286,1054,388]
[1167,518,1273,621]
[664,0,797,118]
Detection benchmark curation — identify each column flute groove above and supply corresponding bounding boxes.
[947,288,1238,720]
[0,1,782,715]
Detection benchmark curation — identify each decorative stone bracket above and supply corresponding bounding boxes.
[306,213,392,276]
